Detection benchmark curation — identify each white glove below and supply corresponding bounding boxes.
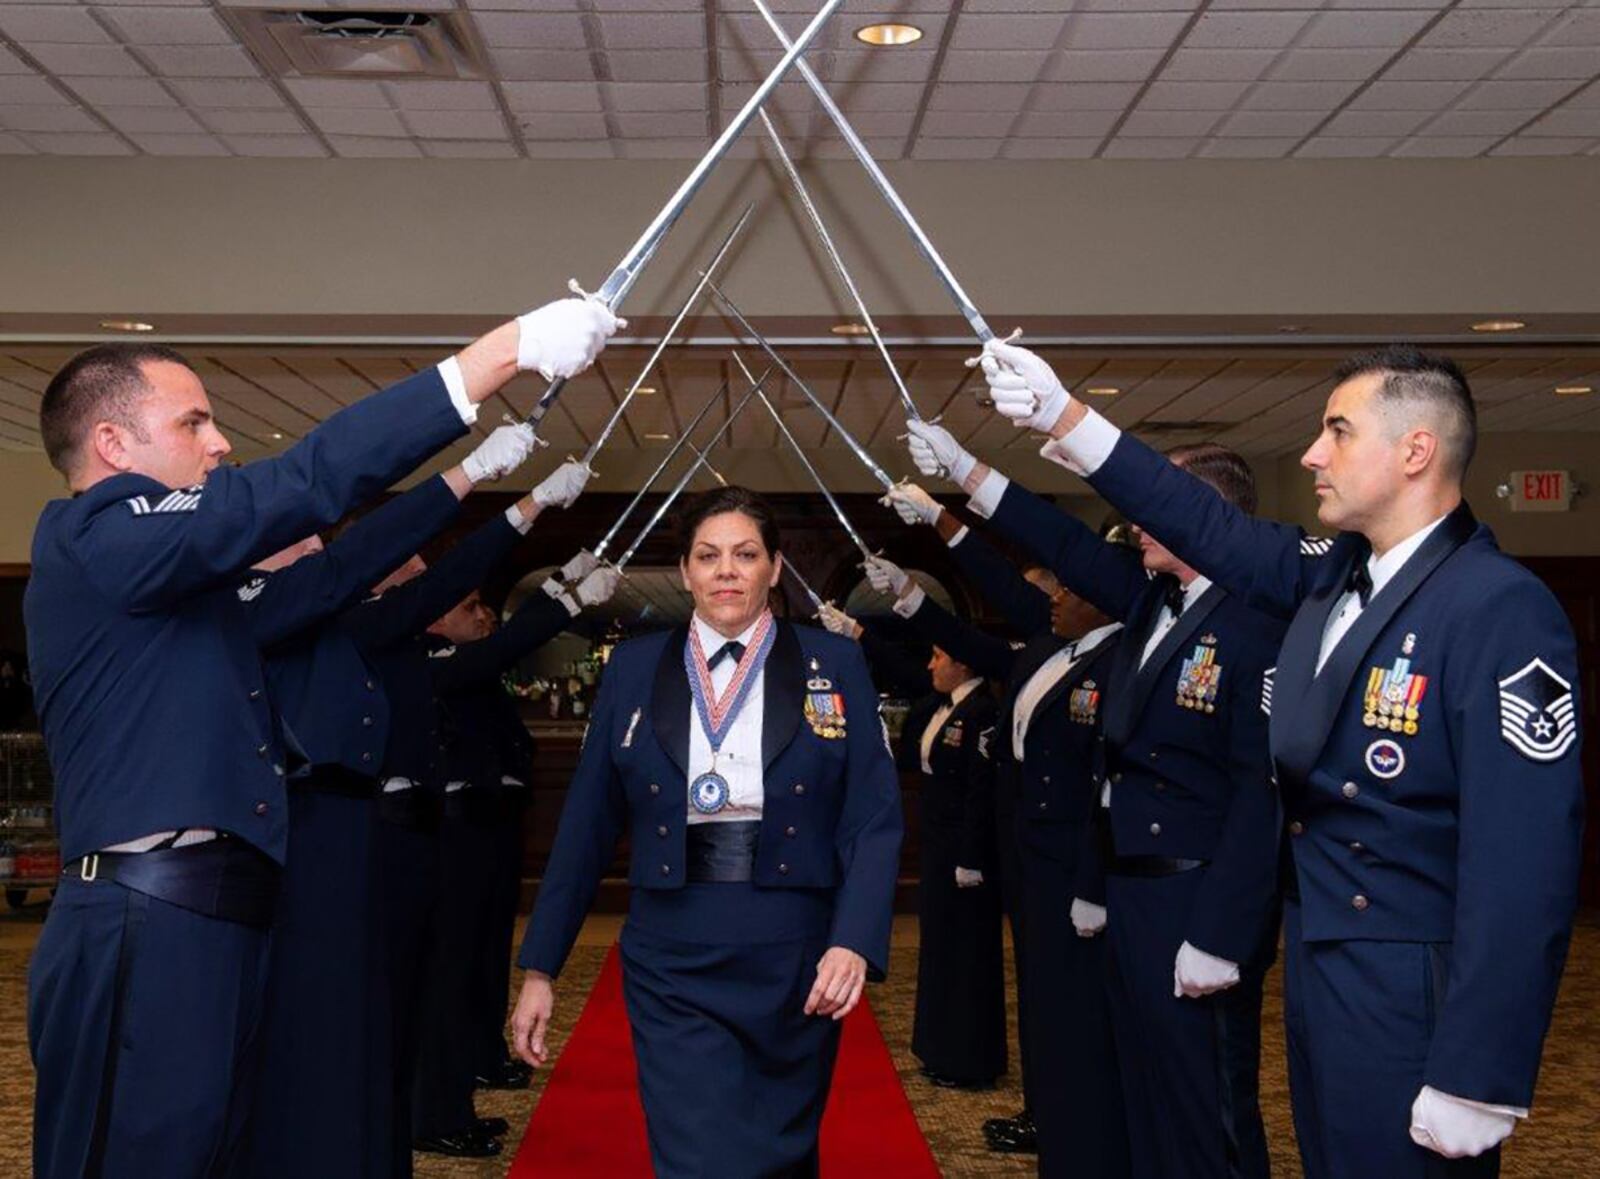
[905,419,977,485]
[817,602,861,639]
[531,460,591,510]
[559,549,599,583]
[1410,1088,1520,1159]
[1070,898,1107,937]
[880,482,941,527]
[515,288,624,382]
[954,867,984,888]
[978,337,1072,434]
[863,555,910,598]
[1173,940,1241,998]
[575,564,621,608]
[462,423,538,484]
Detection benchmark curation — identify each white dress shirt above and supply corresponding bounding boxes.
[1315,514,1448,674]
[1140,574,1212,669]
[920,677,983,773]
[1012,623,1122,761]
[686,614,766,825]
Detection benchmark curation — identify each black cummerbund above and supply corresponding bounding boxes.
[685,820,760,883]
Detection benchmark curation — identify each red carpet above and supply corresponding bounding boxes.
[508,946,940,1177]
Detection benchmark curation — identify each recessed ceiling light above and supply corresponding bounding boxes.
[855,22,922,47]
[269,432,284,440]
[644,432,672,441]
[1085,387,1121,397]
[100,319,156,333]
[1555,385,1593,396]
[1276,324,1307,334]
[1471,320,1526,333]
[831,322,870,336]
[635,386,657,395]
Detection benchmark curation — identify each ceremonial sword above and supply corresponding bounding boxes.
[756,110,922,422]
[782,561,825,612]
[733,351,877,566]
[710,284,898,493]
[580,203,755,469]
[613,368,774,572]
[521,0,845,433]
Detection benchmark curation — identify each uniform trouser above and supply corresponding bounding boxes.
[372,801,441,1178]
[1282,900,1501,1179]
[994,779,1031,1108]
[412,797,499,1137]
[1105,870,1270,1179]
[470,788,526,1076]
[29,876,270,1179]
[1020,827,1129,1179]
[246,788,379,1178]
[620,883,842,1179]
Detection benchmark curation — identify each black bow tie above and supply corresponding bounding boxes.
[709,640,745,670]
[1161,578,1187,619]
[1346,563,1373,608]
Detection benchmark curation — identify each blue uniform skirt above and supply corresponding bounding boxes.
[620,883,842,1179]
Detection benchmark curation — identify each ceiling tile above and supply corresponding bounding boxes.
[1567,81,1600,109]
[169,78,282,109]
[126,131,229,156]
[138,45,260,78]
[472,11,589,49]
[220,134,328,158]
[283,79,389,109]
[25,131,132,155]
[489,48,596,81]
[328,135,424,159]
[1013,108,1121,137]
[1419,108,1532,135]
[514,109,608,137]
[716,12,843,52]
[1295,135,1399,157]
[614,109,706,137]
[1120,109,1221,136]
[808,108,915,137]
[1072,0,1200,10]
[1382,48,1512,80]
[1544,9,1600,45]
[98,105,205,134]
[1102,136,1199,158]
[62,75,175,106]
[1495,47,1600,80]
[598,12,704,50]
[1000,138,1103,159]
[1031,82,1144,111]
[910,138,1002,160]
[599,82,697,112]
[1269,49,1401,80]
[830,49,936,84]
[25,44,147,76]
[384,80,499,111]
[928,83,1034,112]
[1419,10,1565,49]
[1141,80,1253,109]
[402,109,509,139]
[1458,78,1579,107]
[950,12,1070,50]
[820,82,924,111]
[609,48,706,82]
[803,135,907,159]
[1490,136,1596,155]
[1323,109,1432,136]
[421,139,521,159]
[97,7,233,46]
[0,45,31,74]
[198,108,308,135]
[1195,137,1300,158]
[919,109,1016,138]
[1185,12,1315,49]
[1062,13,1193,51]
[1300,11,1436,50]
[0,76,68,104]
[1211,0,1324,8]
[617,138,719,160]
[1241,80,1362,110]
[939,50,1051,83]
[1523,107,1600,136]
[1217,109,1327,137]
[1159,48,1280,81]
[1045,49,1167,82]
[306,107,407,137]
[0,105,103,133]
[523,140,613,159]
[716,81,815,114]
[1390,135,1497,157]
[0,7,111,45]
[1351,78,1475,108]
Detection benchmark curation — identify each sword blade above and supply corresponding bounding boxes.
[583,203,755,466]
[783,560,824,611]
[749,0,994,345]
[523,0,845,429]
[757,110,920,422]
[614,367,773,571]
[707,281,895,491]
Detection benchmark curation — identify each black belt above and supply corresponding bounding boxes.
[1107,855,1207,878]
[685,820,759,883]
[300,765,379,799]
[62,838,280,929]
[376,788,440,830]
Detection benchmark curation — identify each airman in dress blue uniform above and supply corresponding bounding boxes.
[981,341,1584,1177]
[24,298,618,1179]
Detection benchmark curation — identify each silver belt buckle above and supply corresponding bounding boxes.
[79,853,100,883]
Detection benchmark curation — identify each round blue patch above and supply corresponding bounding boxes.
[1364,738,1405,780]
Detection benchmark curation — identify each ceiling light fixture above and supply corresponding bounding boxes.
[635,386,657,395]
[644,432,672,441]
[1085,387,1121,397]
[100,319,156,333]
[855,22,923,47]
[1555,385,1592,396]
[1470,320,1525,333]
[831,322,870,336]
[269,432,284,440]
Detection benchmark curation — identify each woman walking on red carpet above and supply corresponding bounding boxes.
[511,486,904,1177]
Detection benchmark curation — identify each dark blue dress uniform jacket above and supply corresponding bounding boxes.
[520,620,904,980]
[1084,434,1584,1108]
[25,367,468,863]
[982,480,1284,966]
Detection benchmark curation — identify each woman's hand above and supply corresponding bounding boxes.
[511,970,555,1067]
[804,946,868,1021]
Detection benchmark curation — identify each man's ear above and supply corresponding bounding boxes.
[91,421,132,472]
[1401,428,1439,477]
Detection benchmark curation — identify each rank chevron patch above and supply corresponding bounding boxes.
[1261,667,1275,717]
[126,485,203,515]
[1299,535,1334,557]
[1498,657,1577,762]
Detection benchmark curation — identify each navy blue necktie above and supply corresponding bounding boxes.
[1347,563,1373,607]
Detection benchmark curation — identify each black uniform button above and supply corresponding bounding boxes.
[1041,774,1051,785]
[1111,772,1123,784]
[365,679,376,691]
[660,864,671,876]
[793,784,806,796]
[362,716,373,727]
[1149,751,1159,762]
[248,689,261,701]
[1038,801,1048,811]
[778,863,790,875]
[1149,822,1162,836]
[1289,821,1305,836]
[1349,841,1364,852]
[1342,782,1359,800]
[361,752,372,763]
[785,826,797,837]
[1351,894,1369,912]
[657,825,668,838]
[649,783,660,795]
[254,801,269,816]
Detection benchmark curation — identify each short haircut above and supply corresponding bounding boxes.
[1166,443,1258,515]
[677,485,781,560]
[1332,345,1477,480]
[41,342,193,477]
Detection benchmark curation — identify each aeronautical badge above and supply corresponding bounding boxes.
[1176,644,1222,713]
[1362,656,1426,736]
[1261,667,1275,717]
[126,485,203,515]
[1498,658,1577,762]
[942,722,964,749]
[1068,680,1101,725]
[236,576,267,603]
[804,685,847,739]
[977,726,994,761]
[1364,738,1405,780]
[1300,535,1334,557]
[806,656,832,693]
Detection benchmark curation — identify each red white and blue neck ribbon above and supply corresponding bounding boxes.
[686,611,776,756]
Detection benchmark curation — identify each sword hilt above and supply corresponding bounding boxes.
[505,411,552,447]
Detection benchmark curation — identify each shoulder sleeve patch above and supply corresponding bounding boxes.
[1498,657,1577,762]
[126,487,203,516]
[1299,535,1334,557]
[236,576,267,603]
[977,725,994,761]
[1261,666,1275,717]
[427,645,458,661]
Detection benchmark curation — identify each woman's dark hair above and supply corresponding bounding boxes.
[676,486,781,560]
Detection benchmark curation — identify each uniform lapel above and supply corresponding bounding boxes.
[650,625,691,778]
[1109,581,1227,744]
[762,620,804,770]
[1034,625,1121,727]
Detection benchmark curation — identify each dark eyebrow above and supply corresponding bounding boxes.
[178,408,213,424]
[1324,414,1351,430]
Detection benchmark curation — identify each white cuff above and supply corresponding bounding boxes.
[967,469,1009,519]
[541,576,580,617]
[437,356,478,426]
[892,583,927,618]
[504,502,535,535]
[946,524,970,549]
[1038,408,1119,477]
[1428,1089,1528,1121]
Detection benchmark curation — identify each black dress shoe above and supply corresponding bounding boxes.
[924,1071,998,1091]
[984,1116,1038,1155]
[475,1059,533,1090]
[413,1129,503,1158]
[476,1116,510,1138]
[982,1108,1031,1139]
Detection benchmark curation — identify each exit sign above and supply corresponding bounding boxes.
[1509,469,1574,512]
